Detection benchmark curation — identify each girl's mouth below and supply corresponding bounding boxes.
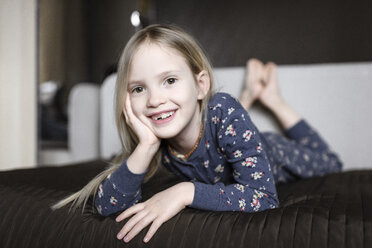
[149,110,177,124]
[151,111,175,120]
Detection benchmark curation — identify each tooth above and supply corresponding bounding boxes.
[152,111,174,120]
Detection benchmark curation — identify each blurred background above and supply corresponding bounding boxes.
[1,0,372,169]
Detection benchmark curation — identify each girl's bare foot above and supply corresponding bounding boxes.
[258,62,284,110]
[259,62,301,129]
[239,59,265,110]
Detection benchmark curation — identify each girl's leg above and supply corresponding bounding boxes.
[257,63,342,182]
[239,59,265,110]
[240,59,342,183]
[263,122,343,183]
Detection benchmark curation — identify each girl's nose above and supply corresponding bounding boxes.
[146,89,166,107]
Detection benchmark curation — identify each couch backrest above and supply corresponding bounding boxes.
[101,62,372,170]
[68,83,100,162]
[100,74,122,159]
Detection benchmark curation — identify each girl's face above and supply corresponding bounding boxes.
[127,42,209,143]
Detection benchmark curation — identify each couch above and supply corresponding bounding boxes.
[3,62,372,247]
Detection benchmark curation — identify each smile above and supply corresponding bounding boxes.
[149,109,177,124]
[151,111,175,120]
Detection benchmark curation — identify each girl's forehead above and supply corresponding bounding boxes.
[134,41,184,61]
[129,42,190,76]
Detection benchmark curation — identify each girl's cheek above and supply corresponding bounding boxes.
[131,101,144,117]
[132,106,141,117]
[128,97,137,110]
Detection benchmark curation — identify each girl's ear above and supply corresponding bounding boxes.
[196,70,210,100]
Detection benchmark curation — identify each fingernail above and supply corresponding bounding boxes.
[115,218,120,222]
[124,237,129,243]
[144,237,149,243]
[117,233,123,239]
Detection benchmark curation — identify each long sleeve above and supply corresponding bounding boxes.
[190,94,278,212]
[94,160,146,216]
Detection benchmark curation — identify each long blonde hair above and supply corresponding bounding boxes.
[52,24,215,211]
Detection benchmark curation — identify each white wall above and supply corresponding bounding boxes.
[214,63,372,170]
[0,0,37,170]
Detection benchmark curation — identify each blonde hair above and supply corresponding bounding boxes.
[52,24,215,212]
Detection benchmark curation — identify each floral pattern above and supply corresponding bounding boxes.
[94,92,342,216]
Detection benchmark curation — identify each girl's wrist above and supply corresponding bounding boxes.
[177,182,195,206]
[127,143,160,174]
[137,142,160,155]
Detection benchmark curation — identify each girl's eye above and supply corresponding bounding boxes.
[165,78,176,85]
[132,86,144,94]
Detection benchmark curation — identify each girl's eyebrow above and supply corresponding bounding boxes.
[128,80,144,88]
[156,70,180,79]
[128,70,181,87]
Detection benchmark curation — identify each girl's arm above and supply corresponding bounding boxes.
[95,95,161,216]
[94,144,159,216]
[105,95,194,243]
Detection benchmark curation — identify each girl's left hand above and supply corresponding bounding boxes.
[116,182,194,243]
[124,94,161,149]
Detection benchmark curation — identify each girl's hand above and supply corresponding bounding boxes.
[116,182,194,243]
[123,95,160,149]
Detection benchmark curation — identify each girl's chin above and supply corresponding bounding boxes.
[153,127,180,140]
[154,132,177,140]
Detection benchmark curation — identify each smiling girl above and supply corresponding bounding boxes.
[53,24,342,243]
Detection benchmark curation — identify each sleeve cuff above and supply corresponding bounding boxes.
[109,159,147,193]
[190,181,221,211]
[285,119,312,140]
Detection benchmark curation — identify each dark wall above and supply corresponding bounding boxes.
[39,0,137,88]
[156,0,372,66]
[38,0,138,145]
[87,0,138,84]
[40,0,372,88]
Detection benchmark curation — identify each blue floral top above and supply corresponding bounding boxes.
[94,92,342,216]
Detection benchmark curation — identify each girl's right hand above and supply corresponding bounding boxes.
[116,182,195,243]
[123,95,161,152]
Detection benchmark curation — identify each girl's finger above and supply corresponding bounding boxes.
[123,96,130,120]
[143,219,164,243]
[116,203,144,222]
[125,95,135,118]
[123,108,129,123]
[124,213,157,243]
[117,209,148,240]
[124,95,138,127]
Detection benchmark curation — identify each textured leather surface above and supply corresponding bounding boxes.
[1,160,371,247]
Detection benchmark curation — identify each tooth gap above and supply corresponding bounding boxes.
[154,111,173,120]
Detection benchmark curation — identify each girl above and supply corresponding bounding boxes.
[53,24,342,243]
